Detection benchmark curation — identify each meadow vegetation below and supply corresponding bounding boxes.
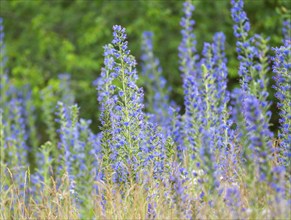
[0,0,290,219]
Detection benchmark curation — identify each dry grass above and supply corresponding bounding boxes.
[1,164,290,220]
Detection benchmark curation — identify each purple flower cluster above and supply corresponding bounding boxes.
[8,97,28,169]
[231,0,250,39]
[56,102,101,199]
[179,1,198,79]
[97,25,167,183]
[179,1,201,162]
[243,93,274,181]
[231,2,274,182]
[178,2,242,200]
[231,88,274,182]
[231,0,270,107]
[177,1,237,196]
[272,46,291,167]
[141,31,174,137]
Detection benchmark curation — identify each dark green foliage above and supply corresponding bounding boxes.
[0,0,290,133]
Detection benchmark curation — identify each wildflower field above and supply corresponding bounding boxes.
[0,0,290,219]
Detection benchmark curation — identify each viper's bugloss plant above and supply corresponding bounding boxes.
[212,33,230,120]
[272,46,291,168]
[231,0,275,183]
[243,93,274,182]
[197,63,220,195]
[178,2,235,196]
[167,106,185,161]
[231,89,274,184]
[179,1,199,80]
[141,31,174,136]
[22,85,39,170]
[56,101,100,204]
[95,44,116,169]
[97,25,164,183]
[231,0,271,115]
[56,102,76,181]
[36,141,53,187]
[282,19,291,46]
[41,86,57,147]
[139,120,166,179]
[179,0,201,163]
[211,33,236,180]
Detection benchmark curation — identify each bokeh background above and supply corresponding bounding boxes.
[1,0,290,139]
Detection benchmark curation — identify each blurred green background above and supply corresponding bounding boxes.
[1,0,290,135]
